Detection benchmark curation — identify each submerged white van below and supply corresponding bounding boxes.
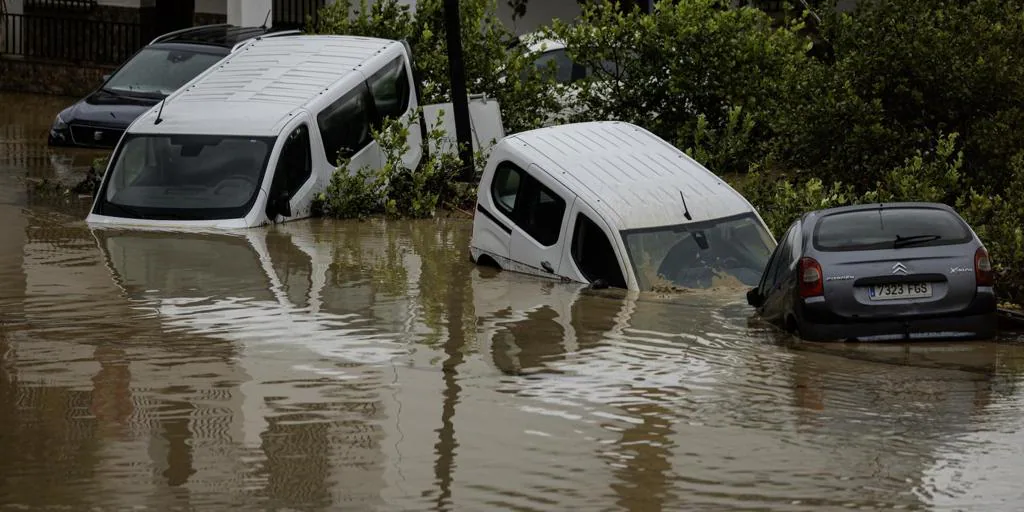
[470,121,777,292]
[86,34,503,229]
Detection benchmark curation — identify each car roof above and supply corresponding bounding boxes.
[515,31,566,53]
[149,24,284,49]
[503,121,760,232]
[126,35,402,137]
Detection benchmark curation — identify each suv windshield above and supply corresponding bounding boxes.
[622,214,775,291]
[94,134,275,220]
[813,207,972,251]
[104,47,225,96]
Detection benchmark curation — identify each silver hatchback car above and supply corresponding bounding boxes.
[746,202,997,342]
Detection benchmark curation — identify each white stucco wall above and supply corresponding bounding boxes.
[195,0,227,15]
[496,0,581,36]
[227,0,271,27]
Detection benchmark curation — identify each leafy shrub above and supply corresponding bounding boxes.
[312,0,562,134]
[778,0,1024,189]
[547,0,810,174]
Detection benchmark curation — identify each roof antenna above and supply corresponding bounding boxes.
[680,190,693,221]
[261,8,271,29]
[154,98,166,125]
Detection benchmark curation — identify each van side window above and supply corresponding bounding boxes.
[520,182,566,246]
[277,124,312,195]
[317,84,374,165]
[367,56,412,123]
[266,124,312,217]
[489,162,566,247]
[491,163,521,214]
[572,213,626,288]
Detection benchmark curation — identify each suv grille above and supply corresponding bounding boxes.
[70,124,125,148]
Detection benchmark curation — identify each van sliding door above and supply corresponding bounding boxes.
[507,164,575,279]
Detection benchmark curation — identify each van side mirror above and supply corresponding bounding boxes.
[589,278,609,290]
[277,190,292,218]
[746,287,763,308]
[268,189,291,219]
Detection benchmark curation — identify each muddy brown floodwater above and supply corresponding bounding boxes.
[3,91,1024,512]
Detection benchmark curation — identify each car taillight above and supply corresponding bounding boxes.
[975,247,993,286]
[799,257,824,298]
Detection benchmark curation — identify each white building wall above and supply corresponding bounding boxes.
[227,0,272,27]
[196,0,227,15]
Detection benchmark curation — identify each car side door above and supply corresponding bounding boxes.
[315,79,382,177]
[494,163,575,279]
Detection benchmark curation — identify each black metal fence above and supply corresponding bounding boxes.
[0,12,141,66]
[24,0,98,11]
[273,0,325,30]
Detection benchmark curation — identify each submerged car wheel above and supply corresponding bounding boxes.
[785,315,799,334]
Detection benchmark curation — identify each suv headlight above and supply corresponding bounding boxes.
[52,113,68,131]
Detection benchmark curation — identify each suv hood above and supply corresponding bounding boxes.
[63,89,161,128]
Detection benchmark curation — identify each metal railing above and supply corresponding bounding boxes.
[25,0,98,11]
[0,12,142,66]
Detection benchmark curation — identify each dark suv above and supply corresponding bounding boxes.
[48,24,298,149]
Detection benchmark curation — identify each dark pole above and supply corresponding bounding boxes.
[443,0,476,182]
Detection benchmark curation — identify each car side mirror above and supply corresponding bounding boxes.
[746,288,763,308]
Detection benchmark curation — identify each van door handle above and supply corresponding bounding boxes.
[541,261,553,274]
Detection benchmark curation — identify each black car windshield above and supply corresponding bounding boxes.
[813,207,972,251]
[622,214,776,291]
[104,47,224,96]
[96,134,275,220]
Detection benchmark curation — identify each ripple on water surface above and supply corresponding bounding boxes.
[2,146,1024,509]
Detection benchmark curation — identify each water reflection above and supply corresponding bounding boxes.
[2,118,1024,508]
[0,91,108,200]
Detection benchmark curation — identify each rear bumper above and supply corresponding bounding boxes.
[797,291,998,342]
[798,312,997,342]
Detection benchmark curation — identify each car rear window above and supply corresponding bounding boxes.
[813,207,972,251]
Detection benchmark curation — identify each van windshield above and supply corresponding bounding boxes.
[94,134,275,220]
[622,214,775,291]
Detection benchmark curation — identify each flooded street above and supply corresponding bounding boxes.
[4,91,1024,511]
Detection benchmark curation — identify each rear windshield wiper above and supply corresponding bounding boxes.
[894,234,942,248]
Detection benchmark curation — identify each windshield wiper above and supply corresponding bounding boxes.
[894,234,942,248]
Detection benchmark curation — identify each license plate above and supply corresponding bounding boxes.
[868,282,932,300]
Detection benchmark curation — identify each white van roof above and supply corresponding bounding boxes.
[127,35,402,137]
[504,121,756,232]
